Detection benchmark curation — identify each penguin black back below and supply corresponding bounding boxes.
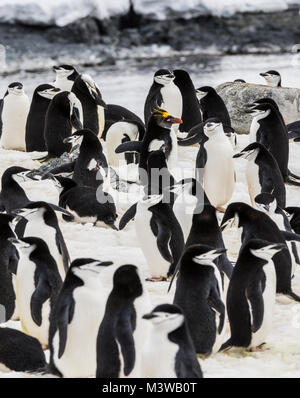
[26,84,60,152]
[174,69,202,132]
[96,264,143,378]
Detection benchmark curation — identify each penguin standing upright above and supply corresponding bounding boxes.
[233,142,286,208]
[259,70,282,87]
[173,244,227,355]
[0,82,30,151]
[196,86,231,131]
[141,304,203,378]
[254,193,299,277]
[0,214,19,321]
[196,118,235,211]
[96,264,143,378]
[246,103,294,184]
[9,237,63,347]
[72,74,107,136]
[119,194,184,281]
[144,69,182,130]
[184,202,233,284]
[14,201,71,279]
[62,129,108,188]
[221,239,285,351]
[221,202,300,301]
[169,178,207,241]
[43,91,82,159]
[173,69,202,133]
[48,258,113,378]
[53,65,79,91]
[26,84,61,152]
[116,108,182,183]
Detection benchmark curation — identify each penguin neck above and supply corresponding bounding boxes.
[145,118,170,141]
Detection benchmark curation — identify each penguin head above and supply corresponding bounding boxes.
[143,304,184,332]
[141,194,163,207]
[153,69,175,85]
[249,97,279,111]
[233,142,261,161]
[152,107,182,128]
[53,64,78,79]
[203,118,223,136]
[113,264,143,299]
[259,70,281,87]
[181,244,226,268]
[247,239,285,262]
[8,167,32,184]
[36,84,61,100]
[7,82,24,96]
[245,102,272,119]
[221,202,249,231]
[167,179,194,197]
[8,237,38,255]
[254,193,277,214]
[70,258,113,281]
[78,74,107,108]
[195,86,214,101]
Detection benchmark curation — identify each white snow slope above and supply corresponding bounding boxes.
[0,0,299,26]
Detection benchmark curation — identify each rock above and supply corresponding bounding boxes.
[216,82,300,134]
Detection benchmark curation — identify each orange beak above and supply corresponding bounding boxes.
[168,117,183,124]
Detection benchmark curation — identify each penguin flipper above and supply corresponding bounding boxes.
[48,161,76,176]
[115,141,142,154]
[178,123,204,146]
[176,346,203,378]
[56,229,70,273]
[30,276,51,326]
[208,284,225,334]
[116,308,136,377]
[8,250,19,275]
[57,302,72,358]
[119,203,137,230]
[246,279,264,333]
[219,338,233,352]
[281,230,300,242]
[150,216,173,263]
[48,203,74,221]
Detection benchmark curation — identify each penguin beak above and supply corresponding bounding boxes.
[260,73,268,77]
[167,117,182,124]
[233,151,245,158]
[245,108,256,114]
[63,136,77,144]
[106,222,118,231]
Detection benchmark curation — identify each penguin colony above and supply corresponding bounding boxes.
[0,65,299,378]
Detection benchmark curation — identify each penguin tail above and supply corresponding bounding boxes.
[219,339,233,352]
[35,154,53,163]
[27,363,61,378]
[286,290,300,302]
[286,174,300,187]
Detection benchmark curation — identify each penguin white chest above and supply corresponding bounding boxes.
[161,83,182,119]
[1,94,29,151]
[246,160,261,205]
[141,331,178,378]
[24,221,65,280]
[250,262,276,348]
[16,258,50,345]
[203,140,235,208]
[173,195,197,241]
[52,285,107,378]
[135,204,170,277]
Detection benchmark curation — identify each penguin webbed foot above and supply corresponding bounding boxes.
[146,276,167,282]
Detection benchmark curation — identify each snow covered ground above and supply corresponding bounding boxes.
[0,54,300,378]
[0,0,299,26]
